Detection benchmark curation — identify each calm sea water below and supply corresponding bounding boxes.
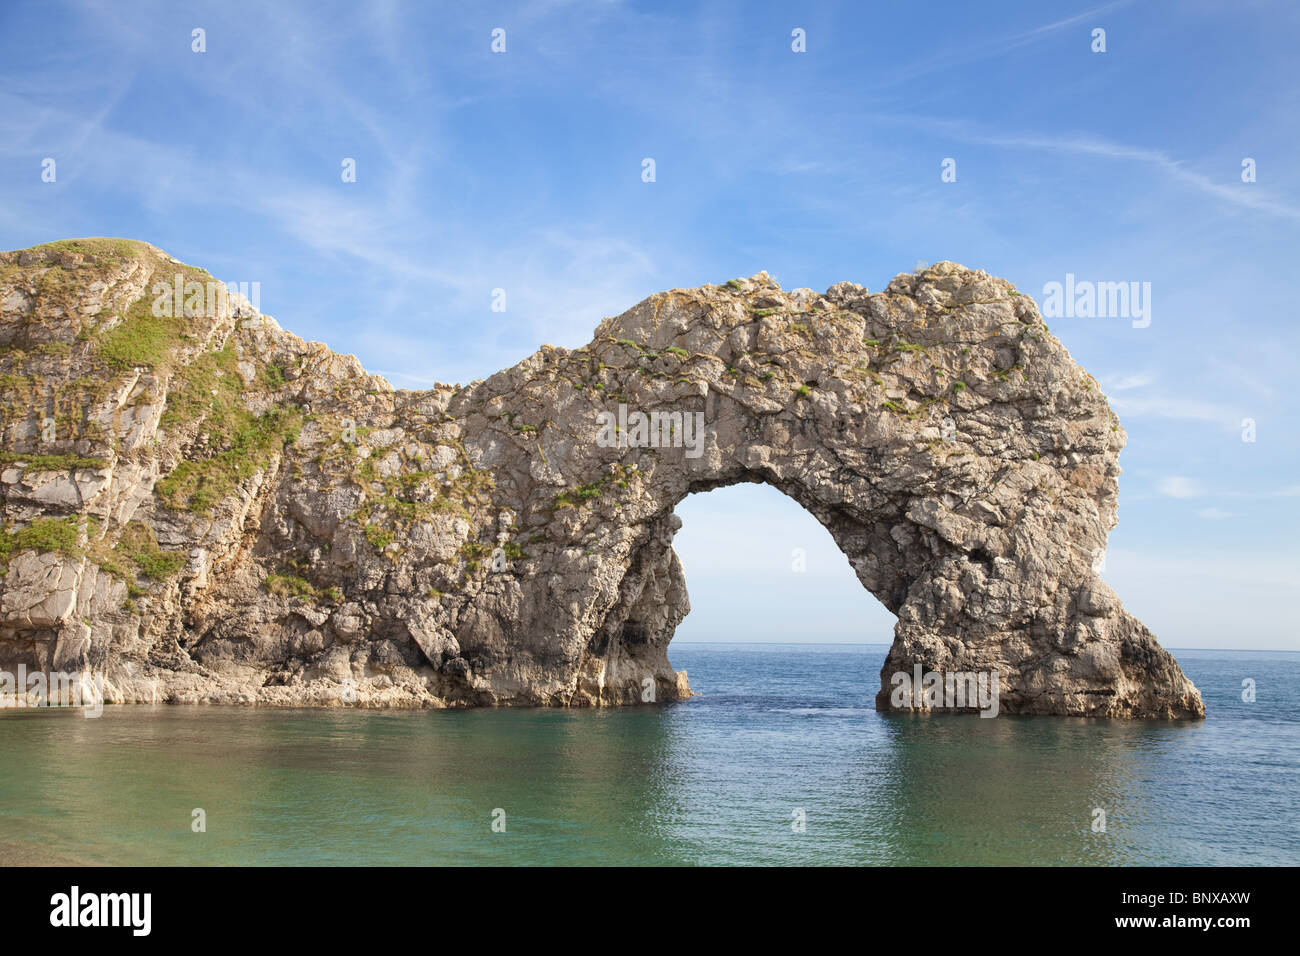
[1,643,1296,866]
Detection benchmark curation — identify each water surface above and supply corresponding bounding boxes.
[1,644,1295,865]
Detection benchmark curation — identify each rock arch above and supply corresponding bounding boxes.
[0,241,1202,717]
[447,264,1202,717]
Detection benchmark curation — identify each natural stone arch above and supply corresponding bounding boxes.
[0,241,1202,717]
[450,264,1203,717]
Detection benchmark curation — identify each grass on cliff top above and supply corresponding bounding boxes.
[6,247,305,522]
[31,238,144,264]
[0,239,146,292]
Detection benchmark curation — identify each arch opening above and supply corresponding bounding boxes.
[671,481,895,646]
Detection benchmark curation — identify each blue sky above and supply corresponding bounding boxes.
[2,0,1297,648]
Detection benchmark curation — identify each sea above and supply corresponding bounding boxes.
[1,643,1296,866]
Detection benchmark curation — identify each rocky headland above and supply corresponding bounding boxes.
[0,239,1204,717]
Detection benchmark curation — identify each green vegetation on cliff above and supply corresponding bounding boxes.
[157,406,302,514]
[0,452,107,471]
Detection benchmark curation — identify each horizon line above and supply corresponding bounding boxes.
[670,640,1300,653]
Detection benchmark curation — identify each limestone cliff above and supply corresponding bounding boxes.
[0,239,1203,717]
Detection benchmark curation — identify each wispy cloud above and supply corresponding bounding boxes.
[871,1,1134,90]
[1223,485,1300,500]
[1196,507,1239,520]
[1101,371,1157,392]
[1109,393,1242,428]
[1157,476,1203,499]
[867,114,1300,223]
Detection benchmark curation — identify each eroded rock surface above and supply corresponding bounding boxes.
[0,239,1203,717]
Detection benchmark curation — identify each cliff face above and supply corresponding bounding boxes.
[0,239,1203,717]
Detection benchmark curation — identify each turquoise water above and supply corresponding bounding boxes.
[1,644,1296,866]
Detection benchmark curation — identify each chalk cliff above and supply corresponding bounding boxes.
[0,239,1203,717]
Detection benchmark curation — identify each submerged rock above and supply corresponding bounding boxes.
[0,240,1203,717]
